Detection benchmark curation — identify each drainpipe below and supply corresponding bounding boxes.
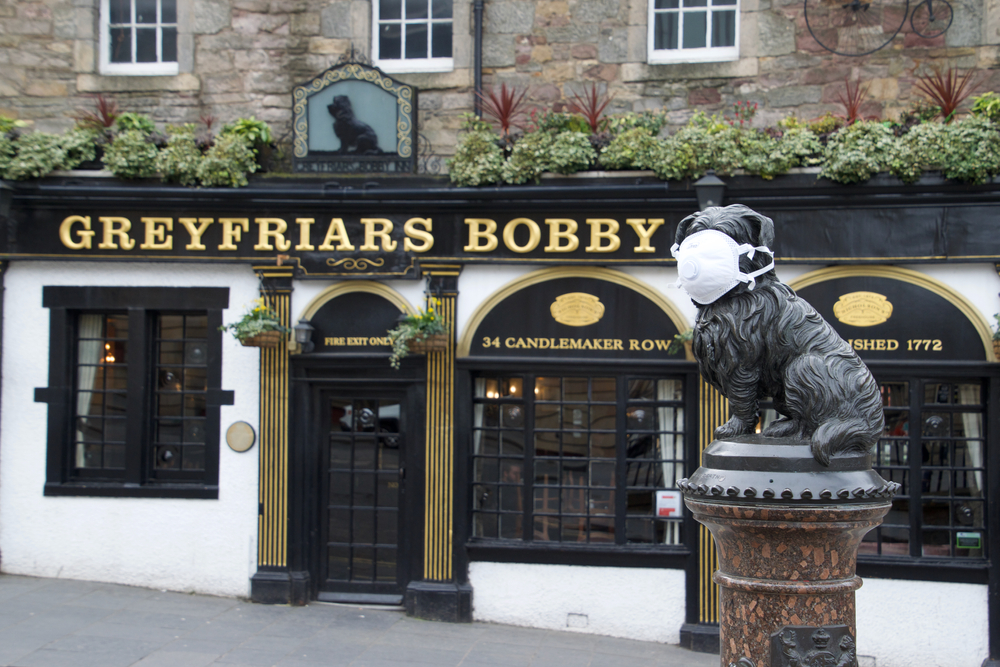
[473,0,484,117]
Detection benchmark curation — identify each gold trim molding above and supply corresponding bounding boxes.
[789,265,997,362]
[299,281,416,321]
[456,267,691,357]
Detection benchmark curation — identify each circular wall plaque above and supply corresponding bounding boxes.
[226,421,256,453]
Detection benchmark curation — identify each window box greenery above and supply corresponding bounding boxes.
[220,298,289,348]
[387,302,448,369]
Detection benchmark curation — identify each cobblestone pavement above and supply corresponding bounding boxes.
[0,574,718,667]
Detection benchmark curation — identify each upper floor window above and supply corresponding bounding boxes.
[373,0,453,73]
[100,0,179,75]
[647,0,738,64]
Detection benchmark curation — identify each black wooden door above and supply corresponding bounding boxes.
[318,394,406,604]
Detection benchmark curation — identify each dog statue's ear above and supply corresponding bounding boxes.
[749,210,775,248]
[675,211,699,246]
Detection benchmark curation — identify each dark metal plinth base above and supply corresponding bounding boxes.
[404,581,473,623]
[679,623,720,654]
[250,569,310,605]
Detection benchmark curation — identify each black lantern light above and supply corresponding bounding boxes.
[694,170,726,210]
[293,318,315,354]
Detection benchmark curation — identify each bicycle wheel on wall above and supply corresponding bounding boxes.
[804,0,909,56]
[910,0,953,38]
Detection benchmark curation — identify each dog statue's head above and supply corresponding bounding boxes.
[674,204,776,302]
[328,95,354,121]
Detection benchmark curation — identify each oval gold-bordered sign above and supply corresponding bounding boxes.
[832,291,893,327]
[550,292,605,327]
[226,421,256,453]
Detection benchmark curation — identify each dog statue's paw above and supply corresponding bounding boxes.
[762,416,802,439]
[714,416,755,439]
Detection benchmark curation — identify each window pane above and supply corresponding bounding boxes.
[380,0,402,20]
[711,9,735,47]
[681,11,707,48]
[110,27,132,63]
[405,23,428,59]
[136,0,157,23]
[162,26,177,63]
[431,22,452,58]
[136,27,157,62]
[110,0,131,24]
[406,0,428,19]
[161,0,177,23]
[654,13,679,49]
[380,24,402,59]
[431,0,452,18]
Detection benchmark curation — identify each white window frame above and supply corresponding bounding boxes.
[372,0,454,74]
[99,0,179,76]
[647,0,739,65]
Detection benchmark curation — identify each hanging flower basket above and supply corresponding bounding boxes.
[240,330,284,348]
[406,333,450,354]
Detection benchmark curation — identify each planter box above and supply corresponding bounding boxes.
[407,333,449,353]
[240,330,284,348]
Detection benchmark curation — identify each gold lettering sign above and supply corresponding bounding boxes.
[832,291,893,327]
[550,293,605,327]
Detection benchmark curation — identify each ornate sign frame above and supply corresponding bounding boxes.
[291,63,416,174]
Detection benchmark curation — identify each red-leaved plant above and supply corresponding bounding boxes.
[913,67,983,122]
[837,77,876,124]
[74,94,120,133]
[475,83,531,138]
[567,83,616,133]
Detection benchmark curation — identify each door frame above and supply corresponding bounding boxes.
[287,356,426,604]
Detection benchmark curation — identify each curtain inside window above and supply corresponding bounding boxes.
[658,380,682,545]
[75,314,103,468]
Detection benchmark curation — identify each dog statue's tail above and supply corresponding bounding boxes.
[811,418,880,467]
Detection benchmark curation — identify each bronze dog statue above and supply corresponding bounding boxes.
[673,204,883,465]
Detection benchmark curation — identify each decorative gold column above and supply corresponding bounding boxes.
[255,268,293,570]
[421,264,459,582]
[698,378,729,624]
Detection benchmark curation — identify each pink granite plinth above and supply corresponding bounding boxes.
[685,499,891,667]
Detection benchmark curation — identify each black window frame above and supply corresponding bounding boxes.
[463,361,701,570]
[38,286,232,499]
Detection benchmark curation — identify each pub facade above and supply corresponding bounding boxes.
[0,170,997,667]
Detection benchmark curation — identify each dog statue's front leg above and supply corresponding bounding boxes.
[712,368,760,439]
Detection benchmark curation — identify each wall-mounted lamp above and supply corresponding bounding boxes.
[694,170,726,210]
[291,318,315,354]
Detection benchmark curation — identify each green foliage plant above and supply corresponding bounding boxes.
[0,115,32,137]
[3,132,66,180]
[567,83,616,133]
[386,300,447,370]
[219,297,289,343]
[446,128,505,186]
[888,121,947,184]
[156,133,202,186]
[666,329,693,355]
[477,83,531,139]
[220,117,273,153]
[548,131,597,174]
[598,126,663,170]
[992,313,1000,341]
[196,135,257,187]
[0,136,14,175]
[501,130,555,184]
[606,109,668,136]
[57,130,99,170]
[820,121,897,184]
[971,92,1000,123]
[103,129,159,179]
[114,112,157,135]
[937,116,1000,184]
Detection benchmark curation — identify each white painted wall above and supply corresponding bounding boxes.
[0,262,261,597]
[856,578,989,667]
[469,562,688,644]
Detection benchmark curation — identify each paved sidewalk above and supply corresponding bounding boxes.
[0,574,718,667]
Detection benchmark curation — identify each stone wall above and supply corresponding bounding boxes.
[2,0,1000,168]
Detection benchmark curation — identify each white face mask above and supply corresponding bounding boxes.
[670,229,775,305]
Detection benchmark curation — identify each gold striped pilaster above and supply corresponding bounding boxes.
[698,378,729,624]
[423,292,456,581]
[256,275,292,568]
